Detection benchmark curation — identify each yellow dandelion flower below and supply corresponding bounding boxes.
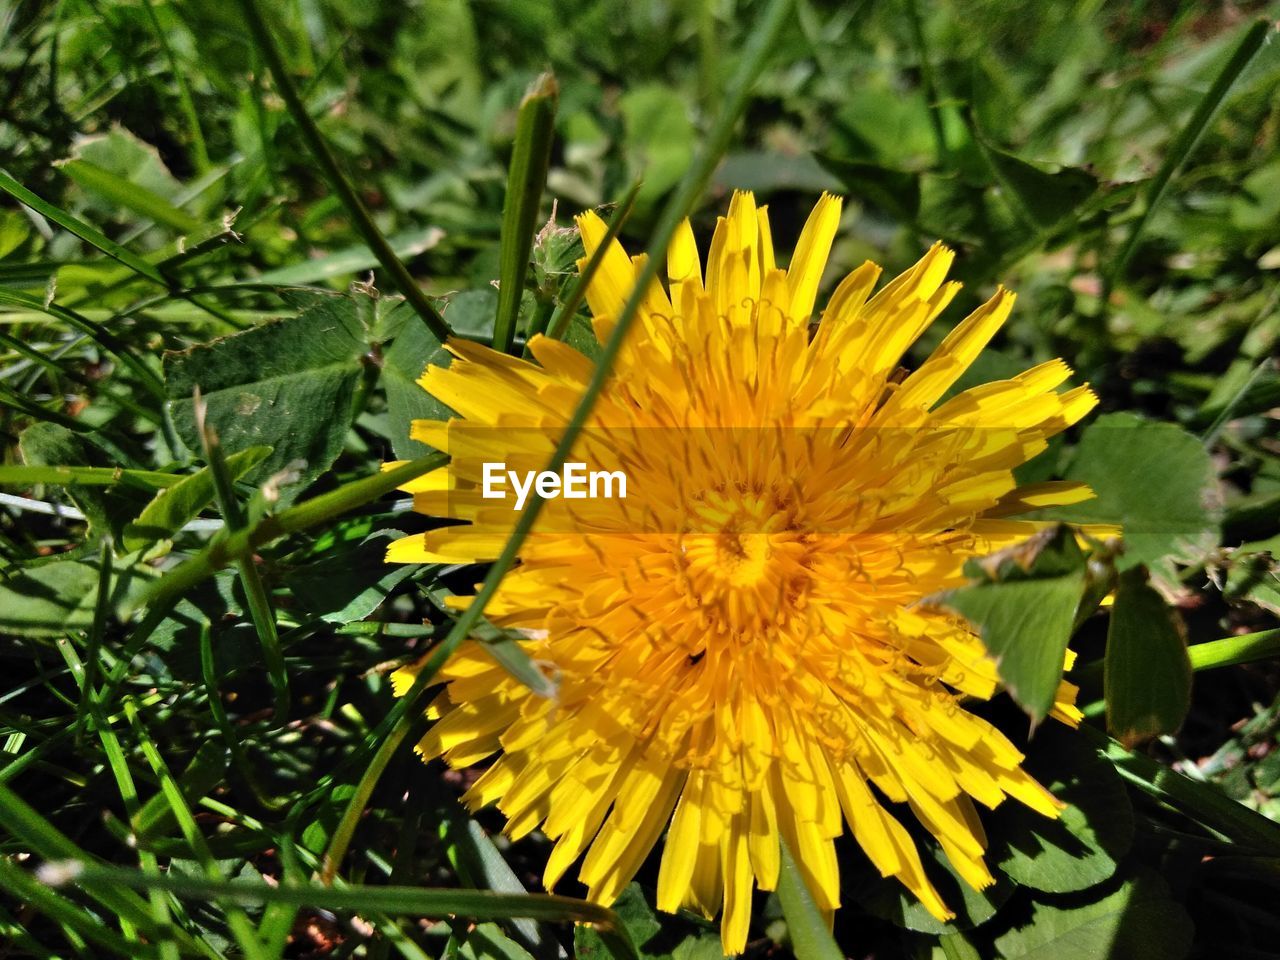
[387,191,1096,954]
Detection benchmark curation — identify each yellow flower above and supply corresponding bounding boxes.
[387,192,1095,953]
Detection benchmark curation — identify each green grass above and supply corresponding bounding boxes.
[2,1,1279,958]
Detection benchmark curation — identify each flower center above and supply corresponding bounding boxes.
[676,488,813,636]
[718,529,772,585]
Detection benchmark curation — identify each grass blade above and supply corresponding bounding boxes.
[42,863,637,957]
[493,73,558,354]
[434,797,550,957]
[123,700,269,960]
[0,168,169,287]
[1081,724,1280,855]
[71,644,189,960]
[0,384,94,432]
[0,328,162,425]
[139,0,210,173]
[0,781,218,959]
[75,537,114,727]
[0,287,165,397]
[0,858,159,959]
[1187,627,1280,672]
[197,623,289,812]
[59,158,203,233]
[1110,18,1272,279]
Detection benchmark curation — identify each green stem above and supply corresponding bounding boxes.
[1188,627,1280,672]
[124,453,447,621]
[234,0,452,342]
[198,405,290,721]
[100,454,444,712]
[1075,626,1280,689]
[777,840,842,960]
[522,296,556,347]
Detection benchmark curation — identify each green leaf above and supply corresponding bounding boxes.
[1105,566,1193,746]
[473,621,561,700]
[564,312,604,361]
[445,288,505,341]
[1036,412,1221,587]
[575,884,718,960]
[60,158,202,234]
[932,525,1088,724]
[620,85,696,213]
[254,226,445,285]
[284,531,416,624]
[381,302,453,460]
[165,293,374,502]
[0,559,148,638]
[715,151,843,195]
[856,833,1011,933]
[433,797,544,955]
[992,870,1192,960]
[122,446,273,550]
[544,181,639,349]
[968,130,1098,231]
[18,423,153,538]
[64,128,189,210]
[815,154,922,221]
[991,725,1134,893]
[458,923,536,960]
